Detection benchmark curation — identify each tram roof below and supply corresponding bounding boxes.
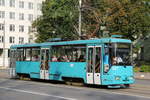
[10,38,132,48]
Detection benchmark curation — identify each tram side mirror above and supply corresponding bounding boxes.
[105,47,109,55]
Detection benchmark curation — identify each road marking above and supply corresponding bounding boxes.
[0,78,150,99]
[0,87,77,100]
[107,91,150,99]
[28,81,150,99]
[63,85,150,99]
[32,82,150,99]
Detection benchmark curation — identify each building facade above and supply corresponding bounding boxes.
[0,0,45,68]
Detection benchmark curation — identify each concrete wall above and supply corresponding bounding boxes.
[0,0,45,68]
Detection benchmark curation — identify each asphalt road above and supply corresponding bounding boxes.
[0,78,150,100]
[135,79,150,86]
[0,69,150,100]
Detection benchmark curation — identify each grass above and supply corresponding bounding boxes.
[134,65,150,72]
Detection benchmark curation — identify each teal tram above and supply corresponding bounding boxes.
[9,37,134,87]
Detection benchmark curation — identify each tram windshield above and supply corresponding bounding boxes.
[109,43,132,66]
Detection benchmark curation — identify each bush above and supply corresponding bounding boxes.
[140,65,150,72]
[134,67,140,72]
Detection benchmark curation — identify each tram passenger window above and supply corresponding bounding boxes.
[25,48,31,61]
[17,47,40,61]
[52,55,58,62]
[17,49,24,61]
[32,55,39,61]
[59,55,69,62]
[51,45,86,62]
[31,48,40,61]
[78,55,85,62]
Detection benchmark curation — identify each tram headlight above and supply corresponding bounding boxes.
[115,76,120,80]
[104,64,109,73]
[128,76,133,80]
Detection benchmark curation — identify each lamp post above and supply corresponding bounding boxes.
[78,0,82,39]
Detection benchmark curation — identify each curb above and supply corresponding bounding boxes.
[134,72,150,80]
[135,78,150,80]
[0,67,9,70]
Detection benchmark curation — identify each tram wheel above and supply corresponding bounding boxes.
[124,84,130,88]
[18,74,31,81]
[66,81,72,85]
[19,75,24,80]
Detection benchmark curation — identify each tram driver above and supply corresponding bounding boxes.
[112,56,123,65]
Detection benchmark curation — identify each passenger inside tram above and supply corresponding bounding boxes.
[52,55,58,62]
[78,55,85,62]
[32,55,39,61]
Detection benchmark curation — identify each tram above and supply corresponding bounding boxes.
[9,36,134,87]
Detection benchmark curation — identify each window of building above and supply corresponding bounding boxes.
[28,37,33,43]
[0,49,3,56]
[28,2,33,9]
[0,11,5,18]
[37,3,42,10]
[10,24,15,32]
[9,12,15,19]
[19,25,24,32]
[0,36,3,43]
[0,0,5,6]
[9,36,15,43]
[19,37,24,44]
[28,26,34,33]
[28,14,33,21]
[19,13,24,20]
[10,0,15,7]
[0,23,4,30]
[19,1,24,8]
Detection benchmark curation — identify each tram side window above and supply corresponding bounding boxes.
[24,48,40,61]
[31,48,40,61]
[17,49,24,61]
[25,48,31,61]
[17,48,40,61]
[51,45,86,62]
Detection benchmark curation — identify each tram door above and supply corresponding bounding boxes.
[40,48,49,80]
[10,49,17,78]
[87,46,101,84]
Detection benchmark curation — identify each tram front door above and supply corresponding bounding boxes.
[87,46,102,85]
[40,48,49,80]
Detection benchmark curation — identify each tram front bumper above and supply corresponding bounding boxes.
[102,75,135,85]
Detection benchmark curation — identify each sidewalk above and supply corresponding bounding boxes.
[0,67,8,70]
[134,72,150,80]
[0,69,10,78]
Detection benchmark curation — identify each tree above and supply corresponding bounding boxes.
[82,0,150,40]
[33,0,150,42]
[33,0,79,42]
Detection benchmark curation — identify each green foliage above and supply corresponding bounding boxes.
[140,65,150,72]
[134,67,140,72]
[94,0,150,40]
[33,0,150,42]
[33,0,79,42]
[134,65,150,73]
